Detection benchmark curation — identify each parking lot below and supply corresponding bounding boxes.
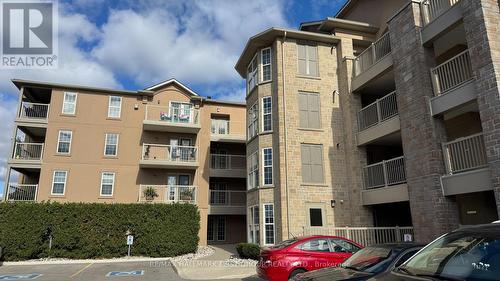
[0,261,262,281]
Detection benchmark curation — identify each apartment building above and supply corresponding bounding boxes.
[3,78,247,246]
[236,0,500,244]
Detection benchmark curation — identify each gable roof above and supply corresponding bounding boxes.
[145,78,199,96]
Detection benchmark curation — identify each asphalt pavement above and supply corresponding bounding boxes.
[0,260,263,281]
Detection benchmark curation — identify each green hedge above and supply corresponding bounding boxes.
[236,243,260,260]
[0,202,200,261]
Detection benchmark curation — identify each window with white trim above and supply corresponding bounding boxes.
[52,170,67,195]
[297,44,319,77]
[261,48,272,82]
[104,133,119,156]
[248,102,258,140]
[62,92,77,114]
[100,172,115,196]
[57,130,72,154]
[262,96,272,132]
[248,205,260,244]
[108,96,122,118]
[264,203,275,245]
[247,55,258,94]
[262,148,273,186]
[248,151,259,190]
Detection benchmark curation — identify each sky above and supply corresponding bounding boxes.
[0,0,347,197]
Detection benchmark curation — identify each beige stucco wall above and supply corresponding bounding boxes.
[21,83,245,246]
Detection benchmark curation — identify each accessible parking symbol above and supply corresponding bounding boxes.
[0,274,42,280]
[106,270,144,277]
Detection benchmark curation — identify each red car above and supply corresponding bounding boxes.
[257,235,363,281]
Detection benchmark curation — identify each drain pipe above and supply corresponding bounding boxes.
[281,31,291,239]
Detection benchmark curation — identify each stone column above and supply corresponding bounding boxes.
[337,36,372,226]
[388,2,459,242]
[462,0,500,217]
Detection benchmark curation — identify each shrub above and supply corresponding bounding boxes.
[236,243,260,260]
[0,202,200,261]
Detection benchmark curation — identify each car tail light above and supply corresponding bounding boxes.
[269,254,286,261]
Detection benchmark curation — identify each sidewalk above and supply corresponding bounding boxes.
[171,244,260,280]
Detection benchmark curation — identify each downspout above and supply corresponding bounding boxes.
[281,31,291,238]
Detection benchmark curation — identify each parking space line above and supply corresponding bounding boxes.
[70,263,93,278]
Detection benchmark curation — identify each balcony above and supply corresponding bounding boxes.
[138,185,197,204]
[208,190,246,215]
[430,50,476,115]
[16,102,49,126]
[143,105,200,133]
[441,133,493,196]
[139,144,198,169]
[5,184,38,201]
[421,0,463,44]
[357,91,400,145]
[361,156,409,205]
[8,142,44,168]
[352,33,392,91]
[210,120,246,143]
[210,154,246,178]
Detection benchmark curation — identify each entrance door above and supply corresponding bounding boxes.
[167,175,190,202]
[207,216,226,242]
[180,138,192,161]
[167,175,177,202]
[169,139,179,161]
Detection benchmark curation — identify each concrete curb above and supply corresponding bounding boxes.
[171,260,258,280]
[2,257,172,266]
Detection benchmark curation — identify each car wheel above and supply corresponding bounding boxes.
[288,268,306,281]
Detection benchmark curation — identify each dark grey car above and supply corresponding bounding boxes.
[369,224,500,281]
[292,243,423,281]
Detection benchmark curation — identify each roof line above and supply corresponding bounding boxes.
[145,78,199,96]
[11,79,154,96]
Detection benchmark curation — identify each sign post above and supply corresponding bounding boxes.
[126,234,134,257]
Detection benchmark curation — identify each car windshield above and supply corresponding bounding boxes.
[271,238,298,249]
[402,230,500,280]
[341,246,393,273]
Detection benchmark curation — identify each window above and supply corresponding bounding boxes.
[100,172,115,196]
[211,117,229,135]
[262,96,272,132]
[248,151,259,189]
[309,208,323,227]
[51,170,67,195]
[247,55,258,94]
[108,96,122,118]
[298,92,321,129]
[261,48,272,82]
[299,238,330,252]
[301,144,324,183]
[248,205,260,244]
[248,102,258,140]
[330,238,361,253]
[297,44,319,76]
[262,148,273,186]
[264,204,275,245]
[62,92,77,114]
[104,133,119,156]
[57,130,72,154]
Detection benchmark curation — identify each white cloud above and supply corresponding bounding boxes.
[91,0,289,89]
[0,12,119,96]
[0,10,120,194]
[0,94,18,189]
